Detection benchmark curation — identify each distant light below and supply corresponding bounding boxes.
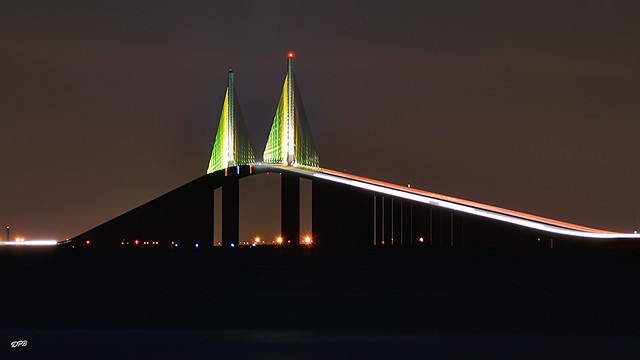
[0,240,57,246]
[195,243,199,248]
[86,240,91,245]
[230,243,235,248]
[276,237,283,244]
[251,243,256,247]
[288,52,294,58]
[419,237,424,243]
[237,165,240,175]
[174,244,178,248]
[254,237,261,243]
[135,240,139,245]
[304,236,312,245]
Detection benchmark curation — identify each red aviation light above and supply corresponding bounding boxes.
[288,52,294,58]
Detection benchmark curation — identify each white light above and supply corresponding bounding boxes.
[254,164,640,240]
[311,172,640,240]
[0,240,58,246]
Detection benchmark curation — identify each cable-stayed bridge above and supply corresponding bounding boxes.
[71,53,640,249]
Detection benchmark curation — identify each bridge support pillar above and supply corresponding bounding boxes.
[222,172,239,247]
[403,202,412,246]
[391,199,402,247]
[281,174,300,246]
[382,196,391,246]
[312,179,374,249]
[453,213,464,248]
[431,207,443,247]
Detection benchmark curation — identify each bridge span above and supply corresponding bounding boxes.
[70,52,640,249]
[70,163,640,250]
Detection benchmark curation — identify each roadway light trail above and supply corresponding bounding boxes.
[257,164,640,240]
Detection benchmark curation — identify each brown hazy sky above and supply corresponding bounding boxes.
[1,1,639,240]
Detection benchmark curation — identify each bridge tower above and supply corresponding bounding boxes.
[263,52,319,167]
[207,69,256,173]
[207,70,256,247]
[263,52,319,246]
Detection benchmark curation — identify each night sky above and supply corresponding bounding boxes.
[1,1,639,241]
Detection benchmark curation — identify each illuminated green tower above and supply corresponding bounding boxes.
[263,52,319,167]
[207,70,256,174]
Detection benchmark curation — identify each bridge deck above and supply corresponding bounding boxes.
[257,164,640,240]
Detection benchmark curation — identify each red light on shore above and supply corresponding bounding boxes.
[86,240,90,245]
[288,52,294,58]
[135,239,139,245]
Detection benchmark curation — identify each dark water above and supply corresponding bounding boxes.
[2,247,640,359]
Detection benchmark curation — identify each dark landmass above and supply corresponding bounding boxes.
[2,247,640,359]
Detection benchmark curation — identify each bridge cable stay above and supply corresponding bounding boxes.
[263,52,319,167]
[207,69,256,174]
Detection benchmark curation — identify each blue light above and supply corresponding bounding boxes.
[174,244,178,248]
[230,243,235,248]
[251,243,256,247]
[195,243,199,248]
[236,165,240,174]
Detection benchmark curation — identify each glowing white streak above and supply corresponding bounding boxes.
[228,73,235,167]
[287,60,295,164]
[312,172,640,240]
[0,240,58,246]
